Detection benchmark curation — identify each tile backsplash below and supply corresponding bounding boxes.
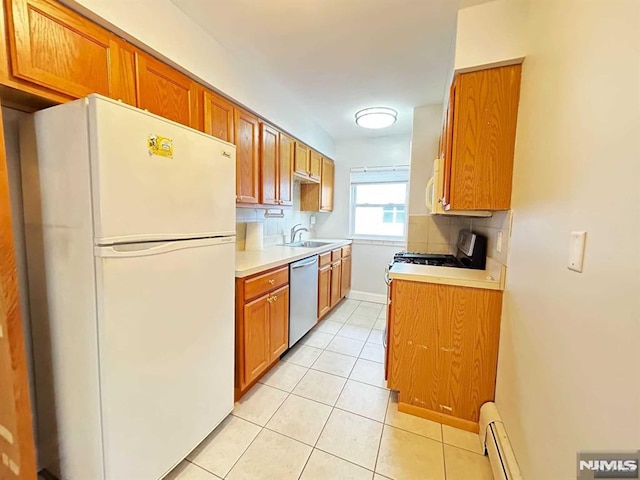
[406,211,512,266]
[236,180,315,250]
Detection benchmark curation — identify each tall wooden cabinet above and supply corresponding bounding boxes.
[442,64,522,211]
[135,51,200,129]
[330,249,342,308]
[387,280,503,432]
[235,266,289,398]
[234,108,260,205]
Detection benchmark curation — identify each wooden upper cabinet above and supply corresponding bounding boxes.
[5,0,136,102]
[294,141,310,177]
[309,150,322,181]
[203,89,234,143]
[445,64,522,210]
[320,157,334,212]
[234,108,260,204]
[135,51,200,129]
[260,122,279,206]
[278,133,294,206]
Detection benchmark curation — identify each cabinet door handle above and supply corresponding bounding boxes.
[440,347,454,352]
[439,404,453,412]
[272,295,277,301]
[268,279,275,285]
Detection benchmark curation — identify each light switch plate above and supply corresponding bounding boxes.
[497,231,503,253]
[568,231,586,272]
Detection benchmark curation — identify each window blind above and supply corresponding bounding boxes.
[350,165,410,184]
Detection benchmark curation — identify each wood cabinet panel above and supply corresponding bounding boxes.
[318,265,331,319]
[388,280,502,425]
[242,294,270,388]
[309,150,322,181]
[330,261,341,308]
[234,108,260,204]
[320,157,334,212]
[110,38,137,106]
[203,89,234,143]
[435,284,502,421]
[294,141,310,176]
[135,51,200,128]
[243,266,288,302]
[319,252,332,268]
[448,65,522,210]
[260,122,279,206]
[6,0,121,99]
[268,285,289,360]
[340,254,351,299]
[278,133,294,206]
[388,280,439,411]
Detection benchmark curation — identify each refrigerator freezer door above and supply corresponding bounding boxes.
[94,237,234,480]
[88,95,236,245]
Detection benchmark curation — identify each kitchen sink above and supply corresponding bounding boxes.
[283,241,333,248]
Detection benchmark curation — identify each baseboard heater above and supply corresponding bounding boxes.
[479,402,523,480]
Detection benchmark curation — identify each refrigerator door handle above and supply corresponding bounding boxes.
[95,236,235,258]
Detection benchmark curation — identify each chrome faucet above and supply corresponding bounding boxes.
[290,223,309,243]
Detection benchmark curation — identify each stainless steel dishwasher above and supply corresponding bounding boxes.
[289,255,319,347]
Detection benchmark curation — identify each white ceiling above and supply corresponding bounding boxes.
[170,0,489,141]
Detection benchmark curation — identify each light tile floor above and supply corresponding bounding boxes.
[164,300,493,480]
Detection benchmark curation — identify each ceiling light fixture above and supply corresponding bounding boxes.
[355,107,398,129]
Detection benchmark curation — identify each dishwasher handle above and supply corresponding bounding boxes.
[291,256,319,269]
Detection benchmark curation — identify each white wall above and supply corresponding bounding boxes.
[61,0,335,158]
[315,135,412,297]
[407,104,442,216]
[495,1,640,478]
[455,0,527,72]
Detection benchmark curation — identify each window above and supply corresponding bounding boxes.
[350,166,409,240]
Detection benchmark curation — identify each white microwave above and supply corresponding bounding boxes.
[425,158,492,217]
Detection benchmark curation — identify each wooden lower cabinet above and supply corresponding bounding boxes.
[340,253,351,298]
[268,285,289,359]
[235,267,289,398]
[387,280,502,432]
[330,260,342,308]
[242,294,271,387]
[318,262,331,319]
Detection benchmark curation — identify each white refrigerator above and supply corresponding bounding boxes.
[20,95,236,480]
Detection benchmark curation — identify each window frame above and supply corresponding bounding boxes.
[349,179,409,241]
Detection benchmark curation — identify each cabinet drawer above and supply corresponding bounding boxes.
[331,248,342,262]
[319,252,332,268]
[243,266,288,301]
[341,245,351,257]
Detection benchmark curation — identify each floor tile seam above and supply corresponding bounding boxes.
[185,459,224,479]
[371,392,392,476]
[311,446,380,476]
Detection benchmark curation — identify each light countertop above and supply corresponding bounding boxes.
[389,257,506,291]
[235,239,352,278]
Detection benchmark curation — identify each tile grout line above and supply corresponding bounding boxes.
[372,389,392,477]
[294,301,361,480]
